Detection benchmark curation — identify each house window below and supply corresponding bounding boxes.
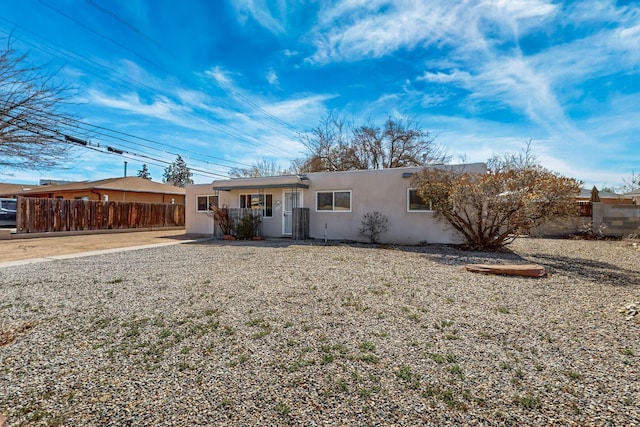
[407,189,432,211]
[196,195,218,212]
[316,190,351,212]
[239,193,273,217]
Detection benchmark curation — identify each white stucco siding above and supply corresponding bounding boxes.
[305,167,468,244]
[186,183,291,237]
[185,183,215,235]
[185,163,486,244]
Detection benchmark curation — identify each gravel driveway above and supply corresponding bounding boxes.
[1,238,639,426]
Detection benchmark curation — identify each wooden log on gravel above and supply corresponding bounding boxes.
[465,264,546,277]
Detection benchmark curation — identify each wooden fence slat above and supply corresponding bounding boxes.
[16,197,185,234]
[292,208,310,240]
[577,201,592,217]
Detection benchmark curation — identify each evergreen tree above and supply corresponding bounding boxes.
[137,164,152,180]
[163,155,194,187]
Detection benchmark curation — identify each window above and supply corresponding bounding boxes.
[196,195,218,212]
[239,193,272,217]
[316,190,351,212]
[407,189,432,211]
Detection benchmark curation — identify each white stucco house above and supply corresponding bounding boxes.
[185,163,487,245]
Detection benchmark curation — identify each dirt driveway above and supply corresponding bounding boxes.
[0,229,207,262]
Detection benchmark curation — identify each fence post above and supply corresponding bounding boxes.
[14,199,184,233]
[292,208,309,240]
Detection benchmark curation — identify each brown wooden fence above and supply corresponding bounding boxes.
[16,197,184,234]
[292,208,309,240]
[577,201,592,217]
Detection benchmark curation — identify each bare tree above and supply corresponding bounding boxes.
[353,117,448,169]
[486,140,538,173]
[299,113,448,172]
[287,157,309,175]
[229,158,286,178]
[300,112,364,172]
[621,170,640,193]
[0,39,75,171]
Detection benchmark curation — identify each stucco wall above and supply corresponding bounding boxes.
[185,184,291,237]
[530,216,588,237]
[304,167,469,244]
[593,202,640,236]
[186,164,486,244]
[185,184,216,235]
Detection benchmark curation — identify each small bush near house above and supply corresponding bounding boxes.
[359,211,390,244]
[212,207,235,236]
[236,213,262,240]
[575,220,608,239]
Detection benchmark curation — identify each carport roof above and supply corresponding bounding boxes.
[212,175,309,191]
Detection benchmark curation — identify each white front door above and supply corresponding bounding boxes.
[282,191,302,235]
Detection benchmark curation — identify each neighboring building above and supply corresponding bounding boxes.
[39,179,77,186]
[624,189,640,205]
[576,187,632,205]
[186,163,487,245]
[0,183,34,198]
[2,177,185,204]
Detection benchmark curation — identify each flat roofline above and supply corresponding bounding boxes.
[214,183,309,191]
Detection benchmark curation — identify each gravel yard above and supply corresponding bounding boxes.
[1,237,639,426]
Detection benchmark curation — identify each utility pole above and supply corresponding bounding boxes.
[124,161,128,177]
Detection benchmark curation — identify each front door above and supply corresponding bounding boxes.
[282,191,301,235]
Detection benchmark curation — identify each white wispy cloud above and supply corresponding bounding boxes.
[205,66,236,86]
[310,0,446,63]
[308,0,558,63]
[419,69,472,84]
[261,94,334,123]
[88,90,193,124]
[231,0,286,34]
[266,68,279,86]
[222,0,639,185]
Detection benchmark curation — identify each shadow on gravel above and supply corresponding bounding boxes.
[521,253,640,286]
[188,238,530,267]
[189,238,639,285]
[391,244,530,267]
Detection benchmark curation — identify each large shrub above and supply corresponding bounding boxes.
[411,165,580,250]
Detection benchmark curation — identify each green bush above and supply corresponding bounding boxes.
[236,213,261,239]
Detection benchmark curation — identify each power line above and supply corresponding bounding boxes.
[36,0,302,143]
[63,135,230,179]
[6,103,231,172]
[85,0,163,49]
[5,112,229,179]
[66,117,253,168]
[0,21,298,160]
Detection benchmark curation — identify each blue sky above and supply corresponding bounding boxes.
[1,0,638,189]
